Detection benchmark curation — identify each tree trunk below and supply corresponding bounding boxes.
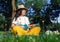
[12,0,16,19]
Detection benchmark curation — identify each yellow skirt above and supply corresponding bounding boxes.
[11,26,41,36]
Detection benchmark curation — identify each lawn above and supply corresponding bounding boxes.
[0,31,60,42]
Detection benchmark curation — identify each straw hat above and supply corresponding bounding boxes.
[18,5,26,9]
[16,5,27,12]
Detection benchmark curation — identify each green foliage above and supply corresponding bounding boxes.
[57,0,60,4]
[0,13,5,30]
[0,31,60,42]
[16,0,43,8]
[26,0,43,8]
[33,0,43,9]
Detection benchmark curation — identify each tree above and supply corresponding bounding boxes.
[11,0,16,19]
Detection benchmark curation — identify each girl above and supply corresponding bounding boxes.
[11,5,41,36]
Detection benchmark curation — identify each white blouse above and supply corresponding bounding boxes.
[12,16,30,26]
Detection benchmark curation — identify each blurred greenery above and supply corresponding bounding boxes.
[25,0,43,8]
[57,0,60,4]
[0,31,60,42]
[0,13,5,31]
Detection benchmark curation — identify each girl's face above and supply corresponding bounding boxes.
[21,10,26,16]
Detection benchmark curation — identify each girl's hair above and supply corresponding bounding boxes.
[14,8,27,21]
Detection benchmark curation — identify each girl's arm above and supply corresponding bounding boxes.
[28,24,36,30]
[11,23,16,28]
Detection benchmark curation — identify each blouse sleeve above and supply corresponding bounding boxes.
[12,18,17,25]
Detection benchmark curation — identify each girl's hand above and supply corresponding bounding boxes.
[32,24,36,27]
[28,24,36,28]
[21,26,25,28]
[11,23,16,28]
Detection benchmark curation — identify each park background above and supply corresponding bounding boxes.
[0,0,60,42]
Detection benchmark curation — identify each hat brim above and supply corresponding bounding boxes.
[16,8,27,12]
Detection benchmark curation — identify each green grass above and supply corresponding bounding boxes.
[0,31,60,42]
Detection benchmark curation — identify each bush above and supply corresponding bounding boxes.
[0,13,5,31]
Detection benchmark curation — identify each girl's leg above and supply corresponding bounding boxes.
[11,26,27,36]
[28,26,41,35]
